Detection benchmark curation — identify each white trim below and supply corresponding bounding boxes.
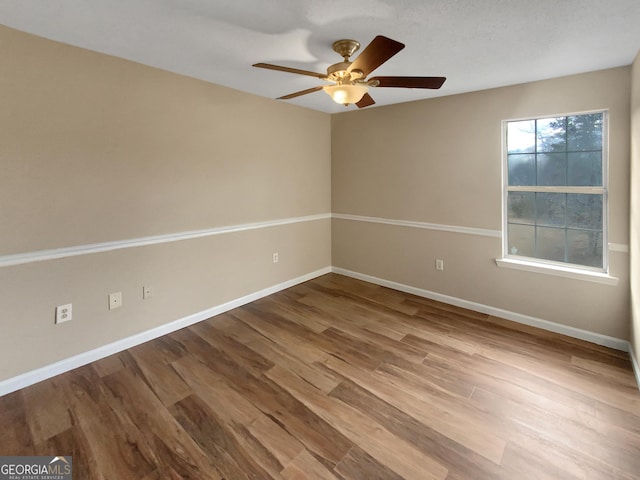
[331,213,630,253]
[3,213,626,270]
[630,346,640,391]
[332,213,501,238]
[332,212,627,283]
[609,243,629,253]
[495,258,619,285]
[503,108,613,124]
[0,214,331,268]
[0,267,331,397]
[506,186,606,194]
[331,267,629,352]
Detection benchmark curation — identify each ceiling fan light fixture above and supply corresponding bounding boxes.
[254,36,445,109]
[323,84,368,105]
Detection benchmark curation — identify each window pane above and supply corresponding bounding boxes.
[567,194,602,230]
[537,153,566,186]
[567,113,603,151]
[508,224,534,256]
[536,117,566,152]
[507,120,536,153]
[536,193,565,226]
[508,192,535,224]
[567,230,603,268]
[504,112,605,271]
[535,227,565,262]
[508,154,535,185]
[568,152,602,186]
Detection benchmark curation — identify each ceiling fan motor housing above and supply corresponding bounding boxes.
[327,62,363,83]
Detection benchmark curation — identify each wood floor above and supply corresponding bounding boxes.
[1,273,639,479]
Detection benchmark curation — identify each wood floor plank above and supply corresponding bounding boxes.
[22,376,72,445]
[334,445,405,480]
[302,278,419,319]
[260,293,428,364]
[92,352,126,377]
[0,391,34,455]
[328,379,503,480]
[169,393,270,480]
[484,314,632,365]
[382,354,475,399]
[297,289,409,341]
[246,336,343,393]
[248,415,306,468]
[190,320,275,376]
[173,349,331,475]
[403,333,615,419]
[100,368,221,478]
[571,355,639,389]
[470,385,640,475]
[232,306,331,364]
[258,295,337,333]
[267,364,449,480]
[58,364,120,428]
[127,339,192,407]
[499,423,639,480]
[242,303,385,371]
[171,331,354,468]
[34,427,97,480]
[476,343,640,413]
[171,354,262,427]
[56,408,158,480]
[3,273,639,479]
[423,351,603,430]
[322,355,507,465]
[281,449,341,480]
[206,311,343,393]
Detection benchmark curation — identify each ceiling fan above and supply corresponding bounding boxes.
[254,35,446,108]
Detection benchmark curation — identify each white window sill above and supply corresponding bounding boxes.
[495,258,618,285]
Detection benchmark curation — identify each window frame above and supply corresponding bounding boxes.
[500,109,610,276]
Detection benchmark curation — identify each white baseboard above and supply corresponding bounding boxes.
[331,267,630,352]
[629,346,640,391]
[0,267,331,397]
[3,265,637,397]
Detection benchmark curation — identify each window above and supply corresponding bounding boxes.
[503,111,607,272]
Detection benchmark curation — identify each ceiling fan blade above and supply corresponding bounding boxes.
[253,63,327,79]
[356,93,376,108]
[370,76,446,89]
[348,36,405,77]
[277,86,324,100]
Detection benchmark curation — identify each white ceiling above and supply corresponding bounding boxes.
[1,0,640,113]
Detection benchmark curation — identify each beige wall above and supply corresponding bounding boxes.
[631,52,640,360]
[332,67,631,340]
[0,26,331,381]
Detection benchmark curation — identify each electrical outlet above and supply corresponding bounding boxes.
[108,292,122,310]
[55,304,72,324]
[435,258,444,271]
[143,285,152,299]
[273,252,279,263]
